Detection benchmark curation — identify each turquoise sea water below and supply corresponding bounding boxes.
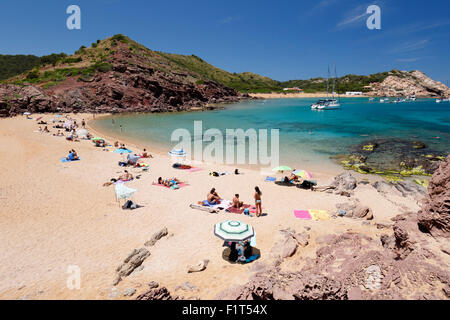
[91,98,450,170]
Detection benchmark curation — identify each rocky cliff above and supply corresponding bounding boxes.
[0,35,246,117]
[367,70,449,97]
[418,155,450,238]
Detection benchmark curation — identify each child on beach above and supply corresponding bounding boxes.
[254,186,262,217]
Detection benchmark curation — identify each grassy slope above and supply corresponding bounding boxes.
[0,35,416,93]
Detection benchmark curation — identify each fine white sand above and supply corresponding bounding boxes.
[0,114,420,300]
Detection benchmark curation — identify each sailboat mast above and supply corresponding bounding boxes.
[335,64,340,103]
[326,65,330,99]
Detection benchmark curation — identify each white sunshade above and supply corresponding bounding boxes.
[214,220,255,242]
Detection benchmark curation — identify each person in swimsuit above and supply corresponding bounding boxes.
[233,194,243,208]
[254,186,262,217]
[207,188,220,204]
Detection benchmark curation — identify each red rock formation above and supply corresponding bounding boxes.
[0,41,247,117]
[418,155,450,238]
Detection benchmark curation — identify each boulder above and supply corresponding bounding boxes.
[145,227,168,246]
[418,155,450,238]
[114,248,150,285]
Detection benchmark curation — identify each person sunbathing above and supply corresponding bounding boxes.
[38,126,43,132]
[140,148,153,158]
[233,194,243,208]
[43,126,50,133]
[118,170,133,182]
[53,130,64,137]
[114,141,119,148]
[207,188,220,204]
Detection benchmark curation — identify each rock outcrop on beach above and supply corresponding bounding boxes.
[0,35,246,117]
[366,70,449,97]
[217,161,450,300]
[418,155,450,238]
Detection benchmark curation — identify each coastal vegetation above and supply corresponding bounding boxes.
[0,35,445,96]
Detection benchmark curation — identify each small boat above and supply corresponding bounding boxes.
[436,99,441,103]
[311,65,341,110]
[369,97,374,101]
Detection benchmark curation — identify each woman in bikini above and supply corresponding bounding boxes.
[254,186,262,217]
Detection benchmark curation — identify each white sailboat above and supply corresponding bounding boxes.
[311,65,341,110]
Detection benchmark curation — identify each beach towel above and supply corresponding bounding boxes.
[310,209,330,221]
[265,176,276,182]
[189,204,219,213]
[294,209,330,220]
[226,204,257,215]
[152,183,189,189]
[61,157,81,163]
[202,199,232,211]
[294,210,312,220]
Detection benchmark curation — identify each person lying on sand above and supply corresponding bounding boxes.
[233,194,243,208]
[38,126,43,132]
[157,177,181,187]
[43,126,50,133]
[53,130,64,137]
[207,188,220,204]
[118,170,133,182]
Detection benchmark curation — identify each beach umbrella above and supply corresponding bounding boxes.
[293,169,313,179]
[63,120,73,129]
[168,148,187,157]
[76,129,89,138]
[23,112,31,115]
[114,148,132,154]
[272,166,292,172]
[92,137,104,141]
[214,220,255,242]
[114,183,137,200]
[127,154,140,164]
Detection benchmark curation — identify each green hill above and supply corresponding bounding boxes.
[0,35,418,94]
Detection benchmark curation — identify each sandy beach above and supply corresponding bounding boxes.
[0,113,426,300]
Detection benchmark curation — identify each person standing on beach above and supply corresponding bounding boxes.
[81,119,86,128]
[120,125,123,133]
[254,186,262,217]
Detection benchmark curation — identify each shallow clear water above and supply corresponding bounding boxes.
[91,98,450,170]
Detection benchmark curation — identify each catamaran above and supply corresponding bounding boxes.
[311,65,341,110]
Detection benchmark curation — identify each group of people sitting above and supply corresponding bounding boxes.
[38,126,50,133]
[226,240,257,264]
[205,187,263,217]
[65,149,80,161]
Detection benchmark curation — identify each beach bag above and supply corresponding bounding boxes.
[210,171,219,177]
[243,208,250,215]
[122,200,137,210]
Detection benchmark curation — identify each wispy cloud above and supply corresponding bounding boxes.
[336,12,368,28]
[390,39,429,54]
[219,15,240,24]
[395,57,421,62]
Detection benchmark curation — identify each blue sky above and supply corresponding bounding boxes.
[1,0,449,83]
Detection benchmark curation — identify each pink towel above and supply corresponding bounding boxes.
[187,167,202,172]
[152,183,188,189]
[294,210,312,220]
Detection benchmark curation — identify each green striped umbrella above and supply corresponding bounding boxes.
[272,165,292,172]
[214,220,254,242]
[92,137,104,141]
